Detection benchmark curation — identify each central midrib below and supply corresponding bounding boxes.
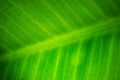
[0,17,120,62]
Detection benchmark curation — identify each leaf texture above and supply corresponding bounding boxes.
[0,0,120,80]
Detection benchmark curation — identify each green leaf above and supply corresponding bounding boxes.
[0,0,120,80]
